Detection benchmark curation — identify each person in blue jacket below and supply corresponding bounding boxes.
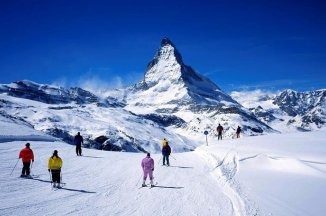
[162,142,171,166]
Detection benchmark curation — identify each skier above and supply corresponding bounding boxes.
[162,138,167,147]
[141,153,154,187]
[162,142,171,166]
[48,150,63,188]
[216,124,224,140]
[74,132,84,156]
[236,126,242,138]
[19,143,34,178]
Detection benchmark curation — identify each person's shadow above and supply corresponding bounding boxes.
[59,187,96,193]
[152,185,184,189]
[168,165,194,169]
[29,178,96,193]
[81,155,103,159]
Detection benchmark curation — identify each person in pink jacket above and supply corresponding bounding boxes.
[141,153,154,187]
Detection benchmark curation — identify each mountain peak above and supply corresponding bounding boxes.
[145,38,184,81]
[139,38,234,106]
[160,37,175,47]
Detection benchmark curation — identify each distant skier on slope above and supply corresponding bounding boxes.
[48,150,63,188]
[19,143,34,178]
[216,124,224,140]
[74,132,84,156]
[162,142,171,166]
[236,126,242,138]
[162,138,167,147]
[141,153,155,187]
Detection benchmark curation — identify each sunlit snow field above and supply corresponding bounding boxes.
[0,129,325,216]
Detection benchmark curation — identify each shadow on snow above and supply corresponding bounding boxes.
[168,165,194,169]
[81,155,104,159]
[28,178,96,193]
[153,185,184,189]
[59,187,96,193]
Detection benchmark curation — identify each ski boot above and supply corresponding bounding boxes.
[142,180,146,187]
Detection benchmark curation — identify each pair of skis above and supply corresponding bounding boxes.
[19,174,40,179]
[139,182,158,189]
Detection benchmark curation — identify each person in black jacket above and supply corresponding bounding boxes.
[216,124,224,140]
[236,126,242,138]
[74,132,84,156]
[162,142,171,166]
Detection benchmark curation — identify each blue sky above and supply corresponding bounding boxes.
[0,0,325,92]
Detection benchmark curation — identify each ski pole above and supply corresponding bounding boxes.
[49,170,53,188]
[157,156,162,165]
[136,173,143,187]
[170,155,176,160]
[60,171,62,188]
[10,158,20,176]
[30,161,33,176]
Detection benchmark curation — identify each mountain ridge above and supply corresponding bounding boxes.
[0,38,325,152]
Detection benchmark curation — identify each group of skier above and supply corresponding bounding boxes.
[16,126,241,188]
[17,132,84,188]
[216,124,242,140]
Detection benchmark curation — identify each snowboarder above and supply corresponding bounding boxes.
[162,138,167,147]
[48,150,63,188]
[74,132,84,156]
[141,153,154,187]
[19,143,34,178]
[217,124,224,140]
[236,126,241,138]
[162,142,171,166]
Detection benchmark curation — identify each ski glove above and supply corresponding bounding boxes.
[48,169,50,172]
[152,168,154,171]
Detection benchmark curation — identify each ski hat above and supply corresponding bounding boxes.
[25,143,30,147]
[147,153,150,157]
[53,150,58,155]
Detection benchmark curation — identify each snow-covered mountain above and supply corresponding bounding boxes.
[231,89,326,131]
[0,80,197,153]
[110,38,273,137]
[1,38,325,152]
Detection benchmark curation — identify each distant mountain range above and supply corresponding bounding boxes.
[0,38,325,152]
[231,89,326,132]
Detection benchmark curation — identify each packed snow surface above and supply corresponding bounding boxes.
[1,131,325,216]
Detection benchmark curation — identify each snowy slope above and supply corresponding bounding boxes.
[0,92,196,153]
[1,130,325,216]
[0,112,56,143]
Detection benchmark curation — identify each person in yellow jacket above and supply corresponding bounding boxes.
[48,150,63,188]
[162,138,167,147]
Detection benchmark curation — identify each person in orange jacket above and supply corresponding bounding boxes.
[19,143,34,178]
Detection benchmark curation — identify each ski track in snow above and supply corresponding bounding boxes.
[196,147,257,216]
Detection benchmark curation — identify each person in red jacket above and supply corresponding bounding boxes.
[19,143,34,177]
